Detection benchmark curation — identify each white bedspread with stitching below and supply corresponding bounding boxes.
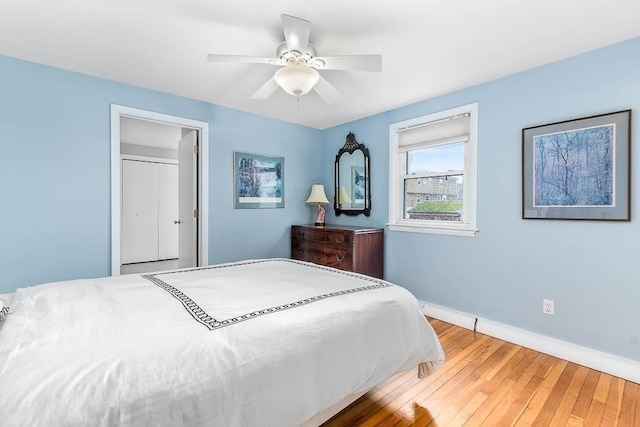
[0,258,444,427]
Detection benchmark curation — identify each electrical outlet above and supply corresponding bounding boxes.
[543,299,554,315]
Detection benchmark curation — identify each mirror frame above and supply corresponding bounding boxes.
[334,132,371,217]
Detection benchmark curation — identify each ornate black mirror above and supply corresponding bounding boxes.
[334,132,371,216]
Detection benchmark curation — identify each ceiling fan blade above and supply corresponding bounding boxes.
[281,14,311,53]
[313,55,382,72]
[251,77,280,100]
[207,54,283,65]
[313,76,341,104]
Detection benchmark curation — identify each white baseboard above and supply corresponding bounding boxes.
[419,300,640,384]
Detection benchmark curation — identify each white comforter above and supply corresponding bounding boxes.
[0,259,444,427]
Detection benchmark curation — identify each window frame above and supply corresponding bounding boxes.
[388,103,479,237]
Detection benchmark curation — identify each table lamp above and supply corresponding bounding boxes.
[306,184,330,226]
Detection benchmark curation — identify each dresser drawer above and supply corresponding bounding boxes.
[292,226,352,247]
[291,226,327,243]
[292,240,353,272]
[325,231,352,247]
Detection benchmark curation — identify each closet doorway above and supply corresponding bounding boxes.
[110,105,209,276]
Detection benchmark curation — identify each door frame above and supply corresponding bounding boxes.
[110,104,209,276]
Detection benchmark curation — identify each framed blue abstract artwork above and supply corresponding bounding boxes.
[234,152,284,209]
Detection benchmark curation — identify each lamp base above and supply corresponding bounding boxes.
[314,204,326,227]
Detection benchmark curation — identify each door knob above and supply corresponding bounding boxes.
[174,220,181,224]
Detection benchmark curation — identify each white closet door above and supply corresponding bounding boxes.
[178,131,197,268]
[121,160,159,264]
[158,163,179,260]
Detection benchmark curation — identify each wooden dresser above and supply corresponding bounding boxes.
[291,224,384,279]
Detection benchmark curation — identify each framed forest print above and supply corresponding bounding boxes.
[522,110,630,221]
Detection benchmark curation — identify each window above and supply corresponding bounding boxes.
[388,103,478,237]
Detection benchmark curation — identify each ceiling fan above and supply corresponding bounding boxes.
[207,14,382,104]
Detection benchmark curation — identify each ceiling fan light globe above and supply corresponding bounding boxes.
[274,64,320,96]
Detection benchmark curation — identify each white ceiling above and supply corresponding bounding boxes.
[1,0,639,129]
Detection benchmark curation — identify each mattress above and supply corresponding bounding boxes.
[0,258,444,426]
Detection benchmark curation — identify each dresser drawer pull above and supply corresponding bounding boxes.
[298,232,304,239]
[335,254,345,262]
[335,238,343,243]
[298,248,304,254]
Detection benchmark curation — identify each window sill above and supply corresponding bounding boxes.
[387,222,478,237]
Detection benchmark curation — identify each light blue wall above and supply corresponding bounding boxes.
[323,37,640,362]
[0,55,322,294]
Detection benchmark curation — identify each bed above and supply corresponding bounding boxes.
[0,258,444,426]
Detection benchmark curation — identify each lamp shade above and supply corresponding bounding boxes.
[274,64,320,96]
[306,184,330,204]
[338,186,352,204]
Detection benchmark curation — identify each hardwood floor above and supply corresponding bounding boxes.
[323,318,639,426]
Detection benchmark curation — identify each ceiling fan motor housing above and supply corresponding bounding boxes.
[276,42,325,69]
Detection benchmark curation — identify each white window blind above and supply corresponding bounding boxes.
[397,113,470,152]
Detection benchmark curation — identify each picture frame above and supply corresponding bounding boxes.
[234,152,284,209]
[522,110,631,221]
[351,165,365,207]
